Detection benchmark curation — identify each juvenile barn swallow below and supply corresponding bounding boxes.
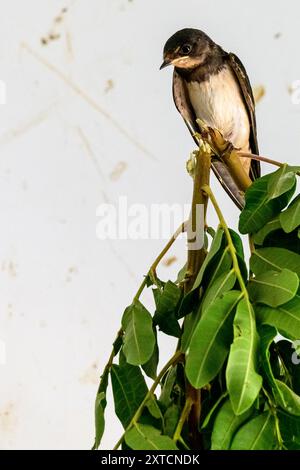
[160,28,260,209]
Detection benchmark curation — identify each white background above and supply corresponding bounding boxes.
[0,0,299,450]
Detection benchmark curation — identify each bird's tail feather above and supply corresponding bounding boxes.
[212,160,245,210]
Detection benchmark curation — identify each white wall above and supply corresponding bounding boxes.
[0,0,299,449]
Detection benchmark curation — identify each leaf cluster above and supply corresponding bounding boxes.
[93,165,300,450]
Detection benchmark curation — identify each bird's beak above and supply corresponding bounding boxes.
[159,58,172,70]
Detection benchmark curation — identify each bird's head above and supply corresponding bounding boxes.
[160,28,214,71]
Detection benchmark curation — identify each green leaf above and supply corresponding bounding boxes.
[255,295,300,340]
[267,165,296,200]
[260,228,300,254]
[111,363,148,428]
[275,380,300,416]
[145,397,163,421]
[226,299,262,415]
[186,291,241,388]
[93,369,110,449]
[211,399,253,450]
[280,195,300,233]
[93,366,110,449]
[250,247,300,278]
[278,411,300,449]
[122,301,155,365]
[248,269,299,307]
[204,248,232,289]
[192,227,224,291]
[118,349,127,366]
[206,226,216,238]
[203,246,233,292]
[258,325,285,404]
[159,366,178,410]
[156,281,182,313]
[152,287,161,308]
[201,392,228,430]
[229,229,248,281]
[179,228,224,316]
[181,308,202,352]
[142,329,159,380]
[201,269,236,314]
[239,173,295,234]
[253,217,281,245]
[229,229,245,259]
[147,271,165,289]
[163,404,181,437]
[93,392,106,450]
[125,423,178,450]
[175,263,187,284]
[230,412,276,450]
[153,281,182,337]
[287,165,300,173]
[113,335,123,355]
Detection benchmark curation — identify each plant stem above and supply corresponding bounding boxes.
[187,385,202,448]
[133,278,148,302]
[184,144,211,293]
[134,222,186,301]
[248,235,255,254]
[97,328,123,393]
[238,152,300,178]
[96,222,186,449]
[181,143,211,449]
[150,222,186,276]
[113,351,184,450]
[238,152,284,168]
[202,184,249,301]
[99,221,185,389]
[262,387,284,450]
[173,397,193,443]
[221,148,252,191]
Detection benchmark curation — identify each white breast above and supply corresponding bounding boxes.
[186,66,250,152]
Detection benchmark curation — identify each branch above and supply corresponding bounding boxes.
[195,121,252,192]
[96,328,123,394]
[173,397,193,443]
[202,184,249,303]
[180,142,211,449]
[134,221,186,300]
[237,152,284,168]
[184,142,211,293]
[95,222,187,448]
[238,151,300,178]
[262,387,284,450]
[113,351,184,450]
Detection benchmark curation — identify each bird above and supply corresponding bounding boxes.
[160,28,260,209]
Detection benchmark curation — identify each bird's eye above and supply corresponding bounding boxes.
[180,43,192,55]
